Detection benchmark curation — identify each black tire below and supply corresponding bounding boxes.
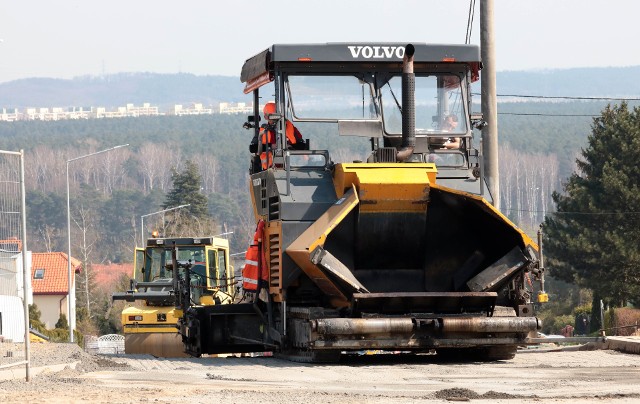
[276,349,341,363]
[480,345,517,361]
[435,348,468,362]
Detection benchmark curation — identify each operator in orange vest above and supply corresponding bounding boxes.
[250,101,304,170]
[242,220,267,292]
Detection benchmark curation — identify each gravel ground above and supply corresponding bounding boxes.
[1,341,639,403]
[0,341,136,403]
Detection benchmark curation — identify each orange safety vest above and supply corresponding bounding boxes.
[242,220,267,291]
[259,128,275,170]
[284,120,303,145]
[259,121,303,169]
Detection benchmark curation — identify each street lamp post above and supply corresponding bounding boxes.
[140,204,191,246]
[66,144,128,343]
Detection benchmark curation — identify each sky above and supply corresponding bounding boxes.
[0,0,637,84]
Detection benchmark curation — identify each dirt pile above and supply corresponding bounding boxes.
[1,341,128,371]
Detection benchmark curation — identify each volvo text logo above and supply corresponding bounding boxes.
[347,46,405,59]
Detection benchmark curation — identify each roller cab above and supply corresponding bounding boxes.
[113,236,234,357]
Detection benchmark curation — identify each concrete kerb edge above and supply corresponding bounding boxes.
[582,336,640,355]
[0,361,80,381]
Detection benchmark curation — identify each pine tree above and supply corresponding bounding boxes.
[163,160,209,218]
[163,160,215,236]
[543,102,640,306]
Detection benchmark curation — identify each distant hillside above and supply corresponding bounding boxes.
[497,66,640,97]
[1,66,639,110]
[0,73,248,109]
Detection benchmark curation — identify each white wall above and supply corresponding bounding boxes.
[0,295,25,342]
[16,252,33,305]
[0,255,19,297]
[0,252,32,304]
[33,295,67,329]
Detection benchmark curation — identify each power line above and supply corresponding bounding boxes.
[498,112,598,117]
[465,0,476,44]
[502,208,640,215]
[476,93,636,117]
[498,94,640,101]
[552,211,640,216]
[472,92,640,101]
[470,92,640,116]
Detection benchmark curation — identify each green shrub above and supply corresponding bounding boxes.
[572,304,591,316]
[572,304,592,335]
[538,313,574,334]
[550,314,574,335]
[44,328,69,342]
[28,304,46,333]
[55,314,69,330]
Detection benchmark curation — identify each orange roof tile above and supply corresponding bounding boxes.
[31,252,82,295]
[92,263,133,289]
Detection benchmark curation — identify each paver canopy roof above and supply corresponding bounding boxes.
[241,43,480,81]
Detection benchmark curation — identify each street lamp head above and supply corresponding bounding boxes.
[67,144,130,163]
[140,204,191,246]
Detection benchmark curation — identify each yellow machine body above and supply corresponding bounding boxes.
[287,163,538,307]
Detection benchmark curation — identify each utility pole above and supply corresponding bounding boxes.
[480,0,500,209]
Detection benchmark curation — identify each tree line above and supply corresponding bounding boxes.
[2,101,637,336]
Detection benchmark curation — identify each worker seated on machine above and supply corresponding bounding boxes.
[429,114,461,150]
[249,102,306,171]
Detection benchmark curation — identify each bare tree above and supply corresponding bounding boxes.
[505,147,525,226]
[538,153,559,221]
[137,143,171,193]
[99,148,131,195]
[68,147,98,192]
[521,153,539,231]
[499,147,561,233]
[499,145,517,221]
[25,146,66,193]
[163,147,184,192]
[23,148,45,192]
[37,225,58,252]
[72,202,100,320]
[195,153,219,194]
[160,210,216,238]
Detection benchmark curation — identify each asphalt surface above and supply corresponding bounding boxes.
[1,339,639,403]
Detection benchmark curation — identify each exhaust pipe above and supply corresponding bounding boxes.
[440,317,540,333]
[397,43,416,162]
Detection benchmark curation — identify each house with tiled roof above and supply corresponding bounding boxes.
[31,252,81,329]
